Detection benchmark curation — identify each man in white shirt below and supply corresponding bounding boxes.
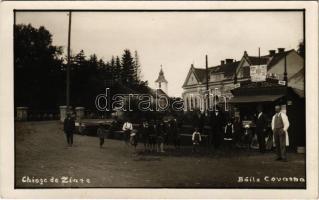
[122,120,133,145]
[271,105,290,162]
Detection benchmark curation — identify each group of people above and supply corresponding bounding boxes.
[63,104,290,161]
[121,118,181,153]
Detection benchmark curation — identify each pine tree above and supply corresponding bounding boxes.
[115,56,121,82]
[134,50,142,83]
[121,49,135,85]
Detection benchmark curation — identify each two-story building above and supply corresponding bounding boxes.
[182,48,304,112]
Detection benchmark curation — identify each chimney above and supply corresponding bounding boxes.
[269,50,276,56]
[225,59,234,64]
[278,48,285,53]
[221,60,225,65]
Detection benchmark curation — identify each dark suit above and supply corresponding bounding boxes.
[64,116,75,145]
[210,111,224,148]
[256,112,268,152]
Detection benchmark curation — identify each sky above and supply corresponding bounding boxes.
[16,11,303,97]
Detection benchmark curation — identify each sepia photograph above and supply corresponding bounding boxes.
[0,1,318,198]
[13,9,307,189]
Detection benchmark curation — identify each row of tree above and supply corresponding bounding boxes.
[14,24,148,111]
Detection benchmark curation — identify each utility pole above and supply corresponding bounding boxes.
[205,55,210,112]
[284,54,288,86]
[258,47,261,66]
[66,11,72,108]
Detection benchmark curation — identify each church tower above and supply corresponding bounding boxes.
[155,65,168,94]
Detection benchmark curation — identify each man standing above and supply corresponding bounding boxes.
[256,105,268,153]
[210,108,224,149]
[271,105,290,162]
[63,113,75,147]
[171,118,181,150]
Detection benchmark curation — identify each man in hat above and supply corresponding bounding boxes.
[271,105,290,161]
[210,108,224,149]
[63,112,75,147]
[256,105,268,153]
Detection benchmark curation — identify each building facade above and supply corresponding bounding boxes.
[182,48,304,112]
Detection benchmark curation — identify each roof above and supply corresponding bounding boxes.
[192,61,241,83]
[228,94,284,103]
[148,88,169,98]
[246,56,269,66]
[267,50,294,69]
[183,49,300,88]
[193,68,207,83]
[244,49,295,70]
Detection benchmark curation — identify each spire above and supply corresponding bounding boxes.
[155,65,168,83]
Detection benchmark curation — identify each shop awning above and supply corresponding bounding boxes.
[228,94,284,103]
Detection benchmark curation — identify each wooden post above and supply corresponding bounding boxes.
[66,11,72,108]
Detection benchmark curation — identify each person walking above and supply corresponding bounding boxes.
[122,119,133,146]
[256,106,268,153]
[149,120,157,152]
[271,105,290,162]
[63,113,75,147]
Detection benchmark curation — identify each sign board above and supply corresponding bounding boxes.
[278,80,286,85]
[233,83,241,89]
[250,65,267,82]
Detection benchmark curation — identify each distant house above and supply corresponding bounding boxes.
[182,48,304,111]
[236,48,304,93]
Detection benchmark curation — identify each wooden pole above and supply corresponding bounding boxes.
[66,11,72,108]
[284,54,288,86]
[205,55,210,111]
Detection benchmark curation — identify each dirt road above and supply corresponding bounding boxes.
[15,121,306,188]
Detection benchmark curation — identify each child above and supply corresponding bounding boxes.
[97,123,110,148]
[224,120,234,140]
[192,128,201,152]
[122,120,133,145]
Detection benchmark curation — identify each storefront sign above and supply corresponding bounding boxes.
[278,80,286,85]
[234,83,241,89]
[250,65,267,82]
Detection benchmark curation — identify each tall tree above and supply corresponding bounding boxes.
[134,50,142,83]
[115,56,121,82]
[121,49,135,85]
[14,24,63,109]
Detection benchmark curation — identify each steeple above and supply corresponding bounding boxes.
[155,65,168,94]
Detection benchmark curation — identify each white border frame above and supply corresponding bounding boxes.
[0,1,318,199]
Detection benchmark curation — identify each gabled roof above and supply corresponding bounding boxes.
[243,49,295,69]
[213,61,241,77]
[193,68,207,83]
[246,56,269,66]
[267,49,294,69]
[183,61,240,87]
